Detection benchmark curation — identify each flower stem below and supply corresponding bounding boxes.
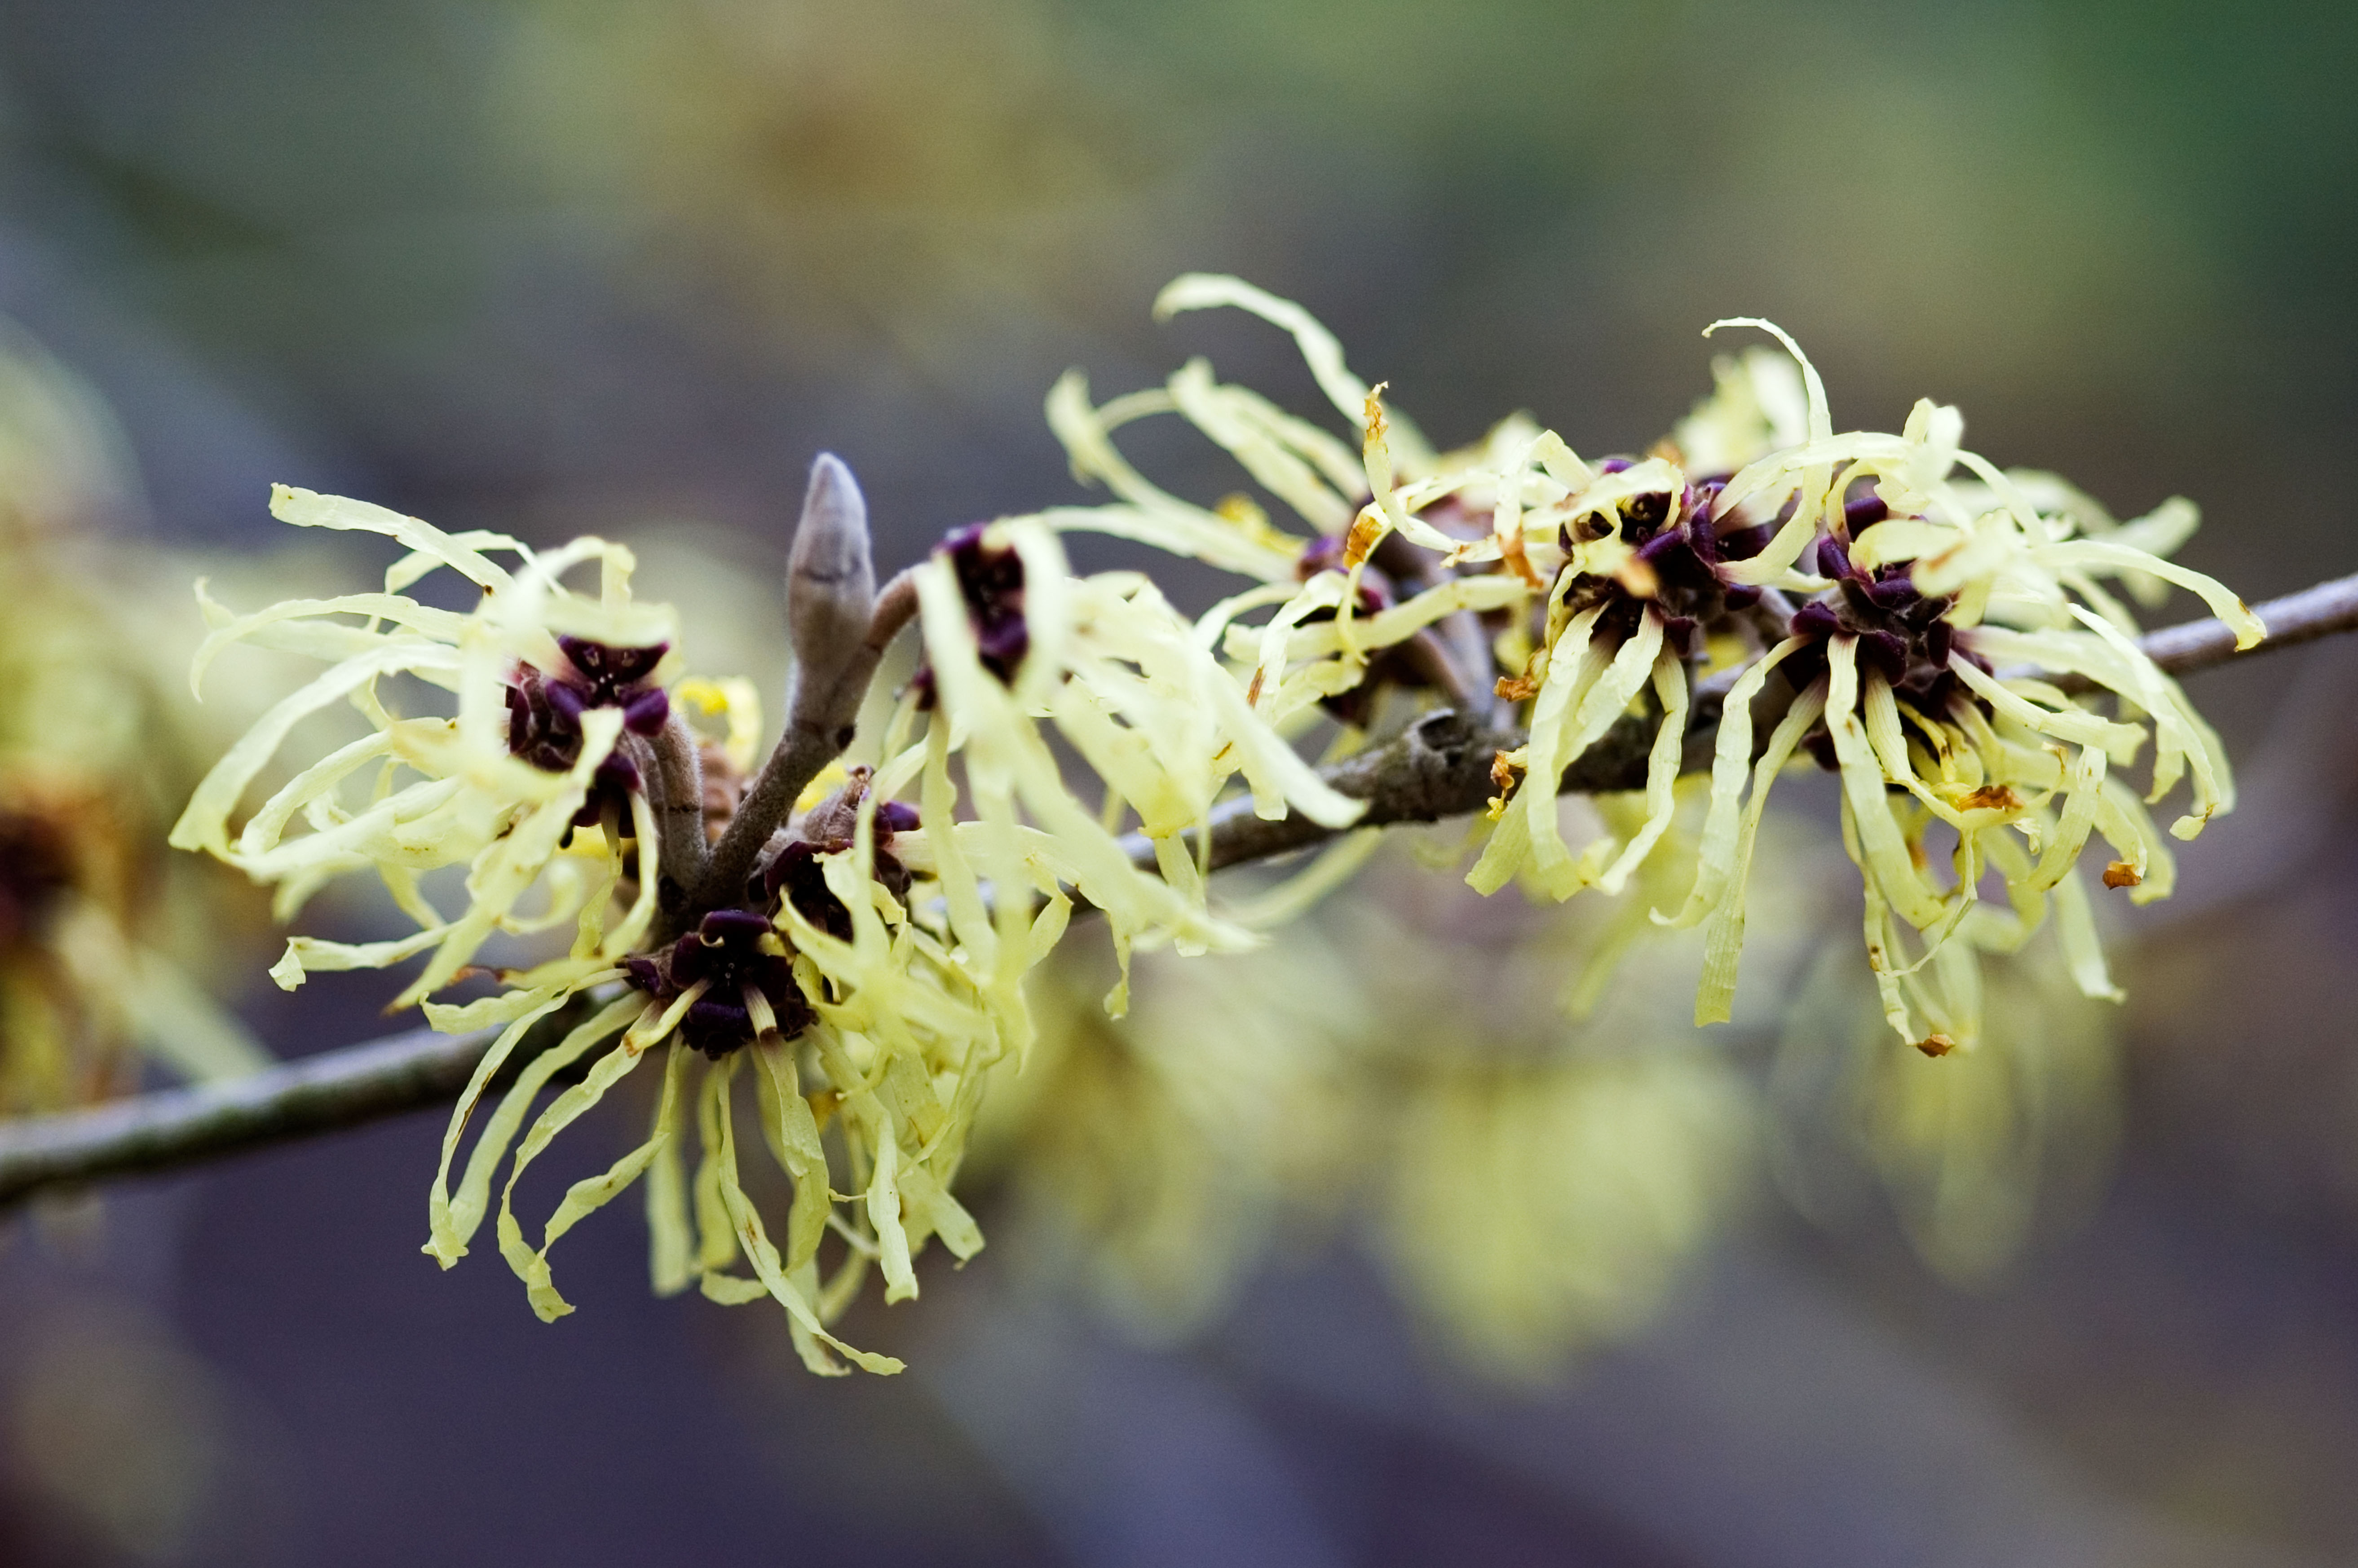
[0,1003,594,1206]
[3,572,2353,1205]
[685,570,919,925]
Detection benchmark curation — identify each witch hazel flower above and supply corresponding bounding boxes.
[1659,336,2262,1047]
[1276,532,1475,729]
[171,485,683,1011]
[1463,452,1768,904]
[504,636,673,825]
[425,760,996,1376]
[1049,277,1765,903]
[171,460,1053,1372]
[1033,277,2265,1054]
[175,451,1357,1372]
[908,512,1364,1011]
[1044,275,1532,738]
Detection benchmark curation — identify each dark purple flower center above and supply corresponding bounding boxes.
[760,799,919,941]
[0,808,76,951]
[1556,474,1763,658]
[503,638,671,826]
[624,906,814,1058]
[912,525,1029,707]
[1784,521,1993,769]
[625,773,925,1056]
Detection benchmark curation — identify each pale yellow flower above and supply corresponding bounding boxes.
[1381,1044,1752,1377]
[1036,277,2261,1052]
[173,487,681,1009]
[1667,348,2258,1045]
[178,480,1020,1369]
[907,514,1363,1014]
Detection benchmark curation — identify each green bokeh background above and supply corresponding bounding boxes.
[2,4,2355,1565]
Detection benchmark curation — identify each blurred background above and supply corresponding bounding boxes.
[1,1,2356,1563]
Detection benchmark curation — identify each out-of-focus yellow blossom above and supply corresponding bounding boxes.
[1772,932,2119,1283]
[972,821,1771,1381]
[0,325,136,547]
[0,324,268,1115]
[1350,814,1774,1376]
[1381,1044,1752,1376]
[966,939,1359,1343]
[0,776,264,1113]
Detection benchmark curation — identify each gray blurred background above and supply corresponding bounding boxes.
[1,2,2355,1564]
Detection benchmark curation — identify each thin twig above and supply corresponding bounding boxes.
[0,1003,591,1206]
[1135,571,2358,876]
[2,574,2351,1206]
[692,729,842,915]
[1121,706,1655,876]
[689,570,918,919]
[642,715,709,918]
[1373,531,1498,719]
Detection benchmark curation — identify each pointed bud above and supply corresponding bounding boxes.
[787,454,879,713]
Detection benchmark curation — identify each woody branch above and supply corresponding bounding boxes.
[0,572,2352,1207]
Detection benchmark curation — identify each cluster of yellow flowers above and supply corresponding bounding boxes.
[1047,275,2256,1056]
[169,274,2260,1371]
[172,454,1367,1370]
